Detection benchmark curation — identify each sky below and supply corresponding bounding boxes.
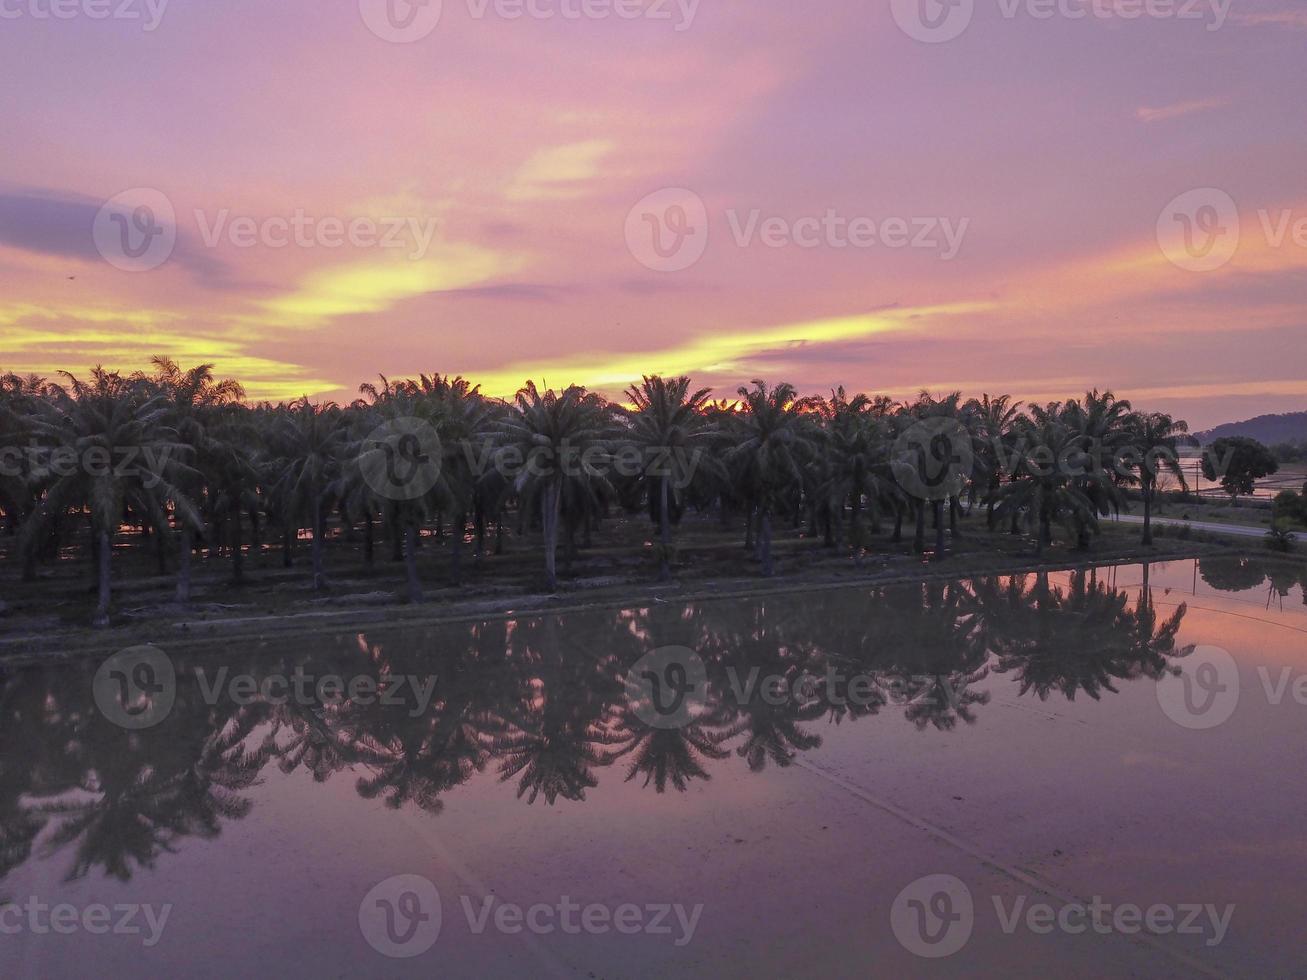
[1,0,1305,429]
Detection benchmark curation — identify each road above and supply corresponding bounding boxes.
[1111,513,1270,539]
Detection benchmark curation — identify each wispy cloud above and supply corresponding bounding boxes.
[1134,97,1231,123]
[504,140,617,202]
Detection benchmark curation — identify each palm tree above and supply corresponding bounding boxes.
[497,382,610,591]
[273,397,347,591]
[1127,411,1191,545]
[138,358,245,601]
[623,375,717,581]
[723,381,816,577]
[968,393,1023,530]
[19,368,197,626]
[996,403,1097,556]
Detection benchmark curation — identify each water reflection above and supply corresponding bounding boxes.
[4,556,1299,886]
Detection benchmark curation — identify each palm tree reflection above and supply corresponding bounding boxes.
[0,565,1200,882]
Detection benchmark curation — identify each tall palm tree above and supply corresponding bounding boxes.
[497,382,610,591]
[273,397,347,591]
[1127,411,1191,545]
[19,368,196,625]
[624,375,717,581]
[137,358,245,601]
[723,381,817,577]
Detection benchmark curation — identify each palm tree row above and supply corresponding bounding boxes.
[0,360,1193,625]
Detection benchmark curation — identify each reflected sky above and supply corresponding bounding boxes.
[2,556,1306,976]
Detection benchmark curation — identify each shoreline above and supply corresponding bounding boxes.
[0,535,1263,665]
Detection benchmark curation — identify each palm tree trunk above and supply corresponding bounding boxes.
[176,527,192,603]
[231,505,244,583]
[543,481,561,591]
[892,504,903,543]
[934,500,947,556]
[93,528,111,628]
[760,510,774,577]
[913,501,926,553]
[450,512,464,585]
[744,505,755,551]
[283,523,294,567]
[363,512,375,567]
[1142,483,1154,546]
[658,476,672,582]
[311,496,325,590]
[404,521,421,603]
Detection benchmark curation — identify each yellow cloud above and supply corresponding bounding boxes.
[471,302,992,398]
[259,246,520,324]
[505,139,617,201]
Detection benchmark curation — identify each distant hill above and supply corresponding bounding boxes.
[1196,411,1307,446]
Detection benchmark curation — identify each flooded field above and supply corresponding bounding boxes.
[2,557,1306,978]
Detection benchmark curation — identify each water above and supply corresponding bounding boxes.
[2,558,1305,977]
